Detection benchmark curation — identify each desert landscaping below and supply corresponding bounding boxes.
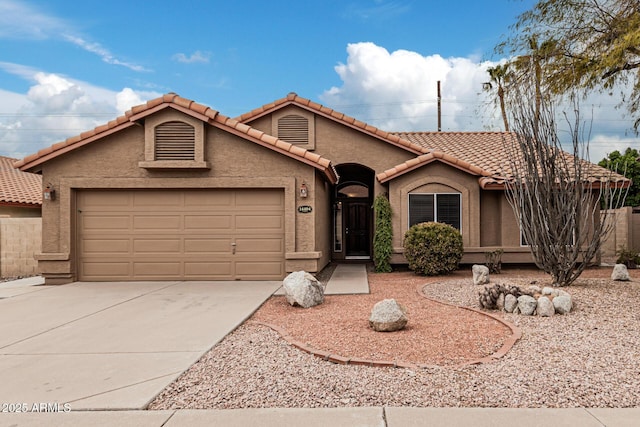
[150,266,640,410]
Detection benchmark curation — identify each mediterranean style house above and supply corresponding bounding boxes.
[14,93,623,284]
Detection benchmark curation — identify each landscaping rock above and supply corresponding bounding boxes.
[553,295,573,314]
[537,296,555,317]
[517,295,538,316]
[504,294,518,313]
[496,293,505,311]
[612,264,631,281]
[542,287,560,297]
[369,299,408,332]
[283,271,325,308]
[472,264,490,285]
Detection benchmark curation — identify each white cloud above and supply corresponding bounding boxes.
[62,35,150,72]
[321,42,499,132]
[0,65,160,159]
[0,0,66,39]
[172,51,211,64]
[321,42,639,160]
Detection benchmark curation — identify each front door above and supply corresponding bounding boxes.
[344,199,370,258]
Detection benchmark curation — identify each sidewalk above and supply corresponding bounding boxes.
[1,407,638,426]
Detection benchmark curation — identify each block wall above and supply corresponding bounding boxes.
[0,217,42,278]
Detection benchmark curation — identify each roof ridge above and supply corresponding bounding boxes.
[14,93,337,183]
[235,93,429,155]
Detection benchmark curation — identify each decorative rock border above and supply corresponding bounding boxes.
[248,283,522,369]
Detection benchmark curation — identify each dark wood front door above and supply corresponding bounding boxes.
[344,200,370,257]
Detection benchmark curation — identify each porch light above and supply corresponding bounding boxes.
[43,184,56,201]
[299,182,308,198]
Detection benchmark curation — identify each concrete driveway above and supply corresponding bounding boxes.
[0,279,280,410]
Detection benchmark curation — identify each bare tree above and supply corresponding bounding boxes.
[503,84,629,287]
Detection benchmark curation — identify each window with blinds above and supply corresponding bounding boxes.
[154,121,195,160]
[409,193,461,230]
[277,114,309,145]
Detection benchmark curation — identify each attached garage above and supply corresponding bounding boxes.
[77,189,285,281]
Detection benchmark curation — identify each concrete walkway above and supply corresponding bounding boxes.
[2,407,639,426]
[275,263,370,296]
[0,279,280,410]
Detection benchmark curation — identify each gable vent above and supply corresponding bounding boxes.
[278,114,309,145]
[154,121,195,160]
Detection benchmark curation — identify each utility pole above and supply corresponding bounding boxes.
[437,80,442,132]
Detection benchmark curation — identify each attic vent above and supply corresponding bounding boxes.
[154,121,195,160]
[278,114,309,145]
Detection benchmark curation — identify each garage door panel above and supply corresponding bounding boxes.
[236,215,283,230]
[81,192,131,207]
[133,239,182,254]
[184,262,233,277]
[82,239,130,254]
[133,192,183,207]
[78,189,285,281]
[235,262,284,277]
[133,262,182,276]
[236,238,283,253]
[82,262,131,278]
[184,238,232,254]
[133,215,181,230]
[235,190,284,207]
[82,215,130,231]
[184,215,232,230]
[184,191,233,207]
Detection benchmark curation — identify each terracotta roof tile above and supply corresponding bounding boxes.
[0,156,42,206]
[15,93,337,184]
[380,132,627,186]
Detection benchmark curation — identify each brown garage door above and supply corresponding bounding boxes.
[77,189,285,281]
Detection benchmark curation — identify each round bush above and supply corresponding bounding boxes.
[403,222,463,276]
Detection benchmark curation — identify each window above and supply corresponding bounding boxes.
[409,193,461,230]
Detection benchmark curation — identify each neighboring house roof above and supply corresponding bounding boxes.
[15,93,338,184]
[0,156,42,206]
[380,131,629,189]
[236,92,430,156]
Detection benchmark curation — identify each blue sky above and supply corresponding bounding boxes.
[1,0,637,162]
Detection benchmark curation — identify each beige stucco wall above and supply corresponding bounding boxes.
[601,207,640,263]
[0,217,41,278]
[247,107,416,197]
[35,109,330,283]
[0,206,41,218]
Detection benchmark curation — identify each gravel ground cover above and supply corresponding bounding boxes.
[150,267,640,409]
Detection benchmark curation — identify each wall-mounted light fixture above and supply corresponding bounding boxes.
[299,182,308,198]
[43,184,56,201]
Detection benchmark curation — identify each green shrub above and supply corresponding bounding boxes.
[616,246,640,268]
[403,222,463,276]
[373,194,393,272]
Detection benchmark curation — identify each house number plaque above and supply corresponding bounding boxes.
[297,205,313,213]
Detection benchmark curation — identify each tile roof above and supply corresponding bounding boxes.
[236,92,429,156]
[15,93,337,184]
[380,132,629,188]
[0,156,42,206]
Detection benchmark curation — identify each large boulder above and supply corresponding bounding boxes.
[282,271,325,308]
[517,295,538,316]
[504,294,518,313]
[553,295,573,314]
[472,264,490,286]
[369,299,408,332]
[537,296,555,317]
[612,264,631,281]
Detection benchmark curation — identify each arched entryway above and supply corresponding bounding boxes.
[332,164,375,261]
